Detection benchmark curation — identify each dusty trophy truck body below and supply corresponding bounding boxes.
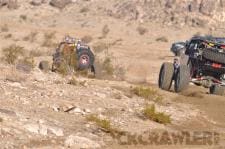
[159,36,225,95]
[52,36,95,74]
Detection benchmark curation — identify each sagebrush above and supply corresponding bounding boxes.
[86,114,123,135]
[2,45,25,64]
[131,86,163,102]
[143,105,171,124]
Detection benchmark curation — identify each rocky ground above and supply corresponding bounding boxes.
[0,0,225,149]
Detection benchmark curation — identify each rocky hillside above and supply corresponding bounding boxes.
[2,0,225,28]
[1,0,225,148]
[107,0,225,27]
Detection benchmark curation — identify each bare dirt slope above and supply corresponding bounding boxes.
[0,0,225,148]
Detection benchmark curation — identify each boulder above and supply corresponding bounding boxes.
[39,61,50,72]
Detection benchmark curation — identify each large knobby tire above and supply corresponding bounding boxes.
[77,48,94,70]
[158,62,174,91]
[203,48,225,64]
[174,65,190,93]
[210,85,225,96]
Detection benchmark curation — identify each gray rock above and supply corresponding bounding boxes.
[39,61,50,72]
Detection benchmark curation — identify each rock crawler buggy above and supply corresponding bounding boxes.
[159,36,225,96]
[52,36,95,74]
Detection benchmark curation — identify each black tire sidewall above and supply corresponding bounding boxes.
[77,49,94,70]
[174,65,190,92]
[158,62,174,91]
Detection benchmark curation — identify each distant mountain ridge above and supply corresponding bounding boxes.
[107,0,225,27]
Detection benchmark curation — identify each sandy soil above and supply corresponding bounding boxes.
[0,0,225,148]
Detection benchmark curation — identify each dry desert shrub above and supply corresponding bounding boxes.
[42,32,56,48]
[93,42,108,53]
[23,31,38,43]
[87,114,112,132]
[94,56,126,81]
[102,57,114,76]
[114,64,126,81]
[2,44,36,72]
[156,36,168,42]
[94,47,126,80]
[30,50,44,57]
[136,26,148,35]
[94,55,115,79]
[102,25,110,38]
[4,34,12,39]
[131,86,163,102]
[1,24,9,32]
[20,14,27,21]
[2,45,25,64]
[80,7,89,13]
[54,44,78,76]
[86,114,123,135]
[81,35,93,44]
[143,105,171,124]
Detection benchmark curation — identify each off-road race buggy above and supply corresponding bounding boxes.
[52,36,95,74]
[159,36,225,96]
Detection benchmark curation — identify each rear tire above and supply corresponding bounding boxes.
[77,48,94,70]
[210,85,225,96]
[174,65,190,92]
[158,62,174,91]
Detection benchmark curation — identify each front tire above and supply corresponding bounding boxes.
[158,62,174,91]
[174,65,190,92]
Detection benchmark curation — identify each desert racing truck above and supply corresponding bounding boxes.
[159,36,225,96]
[52,36,95,74]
